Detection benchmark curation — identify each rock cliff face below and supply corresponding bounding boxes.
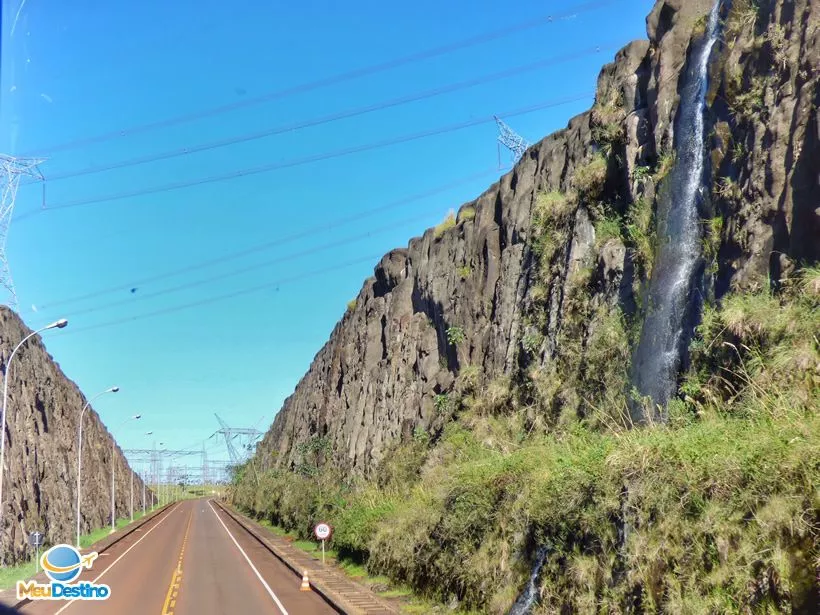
[0,307,149,563]
[255,0,819,476]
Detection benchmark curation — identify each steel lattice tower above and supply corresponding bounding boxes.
[493,116,530,168]
[0,155,45,310]
[201,442,209,485]
[214,414,262,465]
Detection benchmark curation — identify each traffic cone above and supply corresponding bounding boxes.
[300,570,311,591]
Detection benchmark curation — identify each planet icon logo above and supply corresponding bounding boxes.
[40,545,98,583]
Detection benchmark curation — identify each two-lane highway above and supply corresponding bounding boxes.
[18,499,336,614]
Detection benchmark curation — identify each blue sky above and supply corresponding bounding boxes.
[0,0,654,476]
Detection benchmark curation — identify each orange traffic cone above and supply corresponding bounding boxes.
[300,570,311,591]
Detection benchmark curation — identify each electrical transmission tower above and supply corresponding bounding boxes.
[493,116,530,168]
[202,442,209,486]
[213,413,263,465]
[0,155,46,310]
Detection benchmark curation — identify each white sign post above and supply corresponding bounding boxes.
[313,522,332,565]
[28,531,44,573]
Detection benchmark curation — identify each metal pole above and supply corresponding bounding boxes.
[142,469,146,515]
[35,544,39,573]
[110,413,139,531]
[0,321,66,560]
[322,539,325,565]
[130,470,133,521]
[75,387,119,548]
[76,412,84,548]
[111,439,116,531]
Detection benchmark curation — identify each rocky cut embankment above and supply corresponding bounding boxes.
[253,0,818,477]
[0,307,148,563]
[234,0,819,610]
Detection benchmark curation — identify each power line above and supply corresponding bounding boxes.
[52,210,440,319]
[23,167,499,314]
[15,93,592,220]
[21,0,616,156]
[53,253,384,336]
[39,44,613,183]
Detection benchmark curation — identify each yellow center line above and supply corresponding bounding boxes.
[161,509,193,615]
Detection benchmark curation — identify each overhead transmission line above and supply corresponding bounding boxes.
[23,166,498,314]
[15,92,591,221]
[40,44,613,183]
[53,210,443,319]
[55,253,384,336]
[21,0,617,156]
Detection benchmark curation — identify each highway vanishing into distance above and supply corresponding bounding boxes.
[15,499,336,615]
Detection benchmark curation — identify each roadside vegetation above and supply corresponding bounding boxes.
[232,267,819,613]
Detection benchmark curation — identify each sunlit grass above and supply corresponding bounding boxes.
[0,558,38,590]
[231,275,818,612]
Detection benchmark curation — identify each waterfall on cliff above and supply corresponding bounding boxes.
[508,545,550,615]
[630,0,725,418]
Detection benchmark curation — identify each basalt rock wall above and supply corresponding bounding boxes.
[0,307,150,563]
[254,0,819,476]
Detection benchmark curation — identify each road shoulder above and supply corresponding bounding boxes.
[0,503,176,609]
[213,501,398,615]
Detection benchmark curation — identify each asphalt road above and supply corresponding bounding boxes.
[16,499,336,614]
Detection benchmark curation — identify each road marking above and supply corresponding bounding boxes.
[53,502,182,614]
[208,500,289,615]
[161,509,193,615]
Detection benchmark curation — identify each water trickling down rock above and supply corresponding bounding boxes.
[630,0,726,418]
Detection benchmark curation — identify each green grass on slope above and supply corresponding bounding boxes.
[232,272,819,614]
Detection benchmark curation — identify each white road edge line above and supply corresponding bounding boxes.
[53,502,183,615]
[207,500,289,615]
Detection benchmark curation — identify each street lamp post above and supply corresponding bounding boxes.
[131,431,152,521]
[140,432,152,517]
[76,386,119,548]
[157,442,165,507]
[111,415,140,532]
[0,318,67,557]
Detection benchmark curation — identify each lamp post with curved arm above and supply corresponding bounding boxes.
[135,431,152,520]
[141,432,153,516]
[0,318,68,555]
[157,442,166,507]
[76,386,119,548]
[110,414,141,532]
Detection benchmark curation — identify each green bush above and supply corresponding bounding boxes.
[591,86,626,152]
[456,365,482,394]
[654,151,676,182]
[728,75,766,120]
[632,164,652,187]
[571,154,609,200]
[446,326,466,345]
[533,190,574,225]
[593,216,622,248]
[626,197,655,275]
[458,206,476,222]
[434,211,457,238]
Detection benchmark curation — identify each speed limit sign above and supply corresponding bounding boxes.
[314,522,332,541]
